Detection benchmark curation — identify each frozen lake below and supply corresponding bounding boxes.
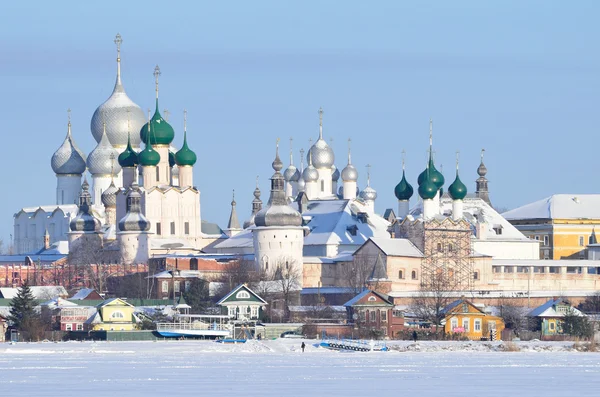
[2,340,599,396]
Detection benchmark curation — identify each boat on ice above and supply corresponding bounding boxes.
[319,338,389,352]
[156,314,232,338]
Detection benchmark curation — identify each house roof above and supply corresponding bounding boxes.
[0,286,67,299]
[440,298,485,316]
[527,298,584,318]
[343,289,393,307]
[70,288,98,300]
[97,298,134,308]
[366,237,423,258]
[503,194,600,220]
[216,284,267,305]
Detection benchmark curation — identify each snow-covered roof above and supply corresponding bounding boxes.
[527,298,584,318]
[70,288,98,300]
[0,254,67,264]
[27,240,70,255]
[410,196,530,242]
[41,297,79,308]
[149,238,198,250]
[212,229,254,250]
[0,286,68,299]
[216,284,267,305]
[503,194,600,220]
[149,270,206,279]
[292,199,391,247]
[288,305,346,313]
[367,237,423,257]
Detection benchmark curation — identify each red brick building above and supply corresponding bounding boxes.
[344,290,404,339]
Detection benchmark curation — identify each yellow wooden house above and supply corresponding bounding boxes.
[87,298,140,331]
[504,195,600,259]
[441,298,505,341]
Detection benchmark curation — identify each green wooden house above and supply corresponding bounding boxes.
[217,284,267,322]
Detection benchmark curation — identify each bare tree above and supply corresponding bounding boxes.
[411,271,460,325]
[68,242,121,294]
[213,258,258,300]
[338,254,374,295]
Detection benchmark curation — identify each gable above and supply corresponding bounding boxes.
[444,299,485,316]
[217,284,267,305]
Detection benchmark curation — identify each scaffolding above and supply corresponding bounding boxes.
[420,218,475,292]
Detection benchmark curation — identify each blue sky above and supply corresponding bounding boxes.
[1,0,598,247]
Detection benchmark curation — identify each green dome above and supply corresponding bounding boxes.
[394,171,414,201]
[169,151,176,167]
[418,172,437,200]
[175,132,197,166]
[448,172,467,200]
[138,139,160,166]
[140,100,175,145]
[418,157,444,189]
[118,134,139,168]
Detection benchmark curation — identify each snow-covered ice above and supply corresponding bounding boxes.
[1,339,600,396]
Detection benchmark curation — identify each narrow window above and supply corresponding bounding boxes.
[156,166,160,181]
[321,180,325,192]
[411,270,417,280]
[170,222,175,235]
[174,281,180,293]
[162,280,169,293]
[398,270,403,279]
[190,258,198,271]
[157,222,162,235]
[544,235,549,246]
[185,222,190,235]
[580,236,585,247]
[448,244,453,252]
[437,243,442,252]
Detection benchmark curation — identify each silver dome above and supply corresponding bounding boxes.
[360,186,378,201]
[101,180,118,207]
[87,129,122,176]
[303,165,319,182]
[51,122,87,175]
[90,39,146,148]
[254,143,302,228]
[331,165,340,182]
[283,165,298,182]
[118,183,151,232]
[307,138,335,169]
[70,180,101,232]
[341,164,358,182]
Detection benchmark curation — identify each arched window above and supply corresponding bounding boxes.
[236,291,250,299]
[190,258,198,271]
[262,256,269,270]
[411,270,417,280]
[398,270,404,279]
[437,243,442,252]
[111,311,124,319]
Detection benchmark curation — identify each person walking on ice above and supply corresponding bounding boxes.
[301,342,305,352]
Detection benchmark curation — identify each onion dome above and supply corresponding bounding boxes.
[448,161,467,201]
[359,167,377,201]
[394,170,414,201]
[139,138,160,166]
[341,143,358,182]
[302,152,319,182]
[101,180,118,207]
[87,123,121,176]
[255,142,302,228]
[118,133,138,168]
[332,165,340,182]
[418,169,437,200]
[244,178,263,228]
[51,116,87,175]
[360,186,377,201]
[118,183,151,232]
[139,66,174,145]
[90,34,146,148]
[283,140,300,182]
[307,108,335,169]
[175,124,197,166]
[417,157,444,189]
[478,158,488,177]
[70,179,102,232]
